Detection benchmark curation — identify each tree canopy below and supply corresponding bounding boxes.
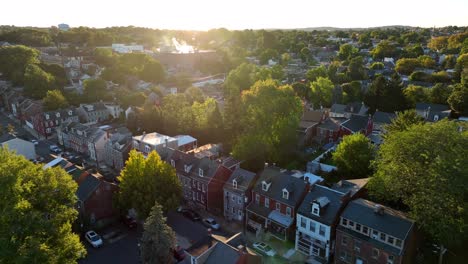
[332,133,375,179]
[0,148,86,263]
[368,120,468,247]
[117,150,182,218]
[140,202,176,264]
[310,77,334,107]
[42,90,69,111]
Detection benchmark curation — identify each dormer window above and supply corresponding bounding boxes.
[56,112,60,118]
[199,168,204,177]
[68,110,73,116]
[170,159,175,167]
[434,114,439,121]
[45,114,50,120]
[233,180,237,189]
[261,181,271,192]
[312,202,320,216]
[282,189,289,200]
[144,145,151,153]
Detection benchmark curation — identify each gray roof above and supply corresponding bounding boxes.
[76,175,101,201]
[297,185,346,225]
[341,199,414,240]
[205,242,240,264]
[191,157,220,182]
[331,103,346,114]
[341,114,370,133]
[252,167,308,207]
[331,178,369,198]
[224,168,257,193]
[415,103,450,113]
[0,133,16,143]
[373,111,396,124]
[317,117,346,131]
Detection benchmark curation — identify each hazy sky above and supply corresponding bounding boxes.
[2,0,467,30]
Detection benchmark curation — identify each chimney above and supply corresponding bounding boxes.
[374,204,384,215]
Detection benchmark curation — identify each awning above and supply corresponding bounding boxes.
[268,210,294,227]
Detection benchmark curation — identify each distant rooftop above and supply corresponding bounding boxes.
[133,132,177,146]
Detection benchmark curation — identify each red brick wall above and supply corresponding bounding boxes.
[335,229,402,264]
[84,181,118,221]
[207,166,232,215]
[252,192,294,217]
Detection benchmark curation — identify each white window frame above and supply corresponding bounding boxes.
[199,168,204,177]
[233,179,237,189]
[286,207,291,216]
[282,189,289,199]
[170,159,175,167]
[264,198,270,208]
[255,194,260,204]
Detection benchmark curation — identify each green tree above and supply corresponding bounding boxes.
[184,86,205,104]
[368,120,468,253]
[384,109,424,135]
[395,58,421,75]
[0,148,86,263]
[310,77,334,107]
[306,65,328,82]
[232,79,302,169]
[117,150,182,218]
[403,85,430,107]
[371,40,397,60]
[94,48,115,67]
[0,45,40,85]
[369,62,384,70]
[140,202,176,264]
[342,81,363,103]
[347,56,366,80]
[447,84,468,115]
[365,74,407,113]
[23,64,56,99]
[332,134,375,178]
[337,43,358,61]
[139,59,165,83]
[430,83,453,105]
[43,90,69,111]
[83,78,108,102]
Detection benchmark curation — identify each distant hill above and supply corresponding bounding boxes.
[267,25,417,31]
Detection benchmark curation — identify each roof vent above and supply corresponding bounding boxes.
[374,204,384,215]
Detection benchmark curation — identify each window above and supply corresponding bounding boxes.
[199,168,204,177]
[192,180,196,187]
[144,145,151,153]
[395,239,402,248]
[232,195,236,202]
[238,210,242,217]
[232,207,235,213]
[362,226,369,234]
[255,194,260,204]
[282,189,289,199]
[354,240,361,252]
[197,182,201,191]
[170,159,175,167]
[372,248,380,259]
[309,222,316,232]
[192,192,196,201]
[387,236,394,245]
[349,221,354,228]
[300,217,306,228]
[56,112,60,118]
[238,197,242,204]
[387,255,395,264]
[45,114,50,120]
[276,202,280,211]
[319,225,325,236]
[261,181,270,191]
[342,218,348,226]
[340,251,351,263]
[202,184,206,193]
[356,223,361,232]
[201,195,205,204]
[265,198,270,208]
[233,180,237,189]
[380,233,386,241]
[434,115,439,121]
[312,206,319,216]
[342,236,348,246]
[286,207,292,216]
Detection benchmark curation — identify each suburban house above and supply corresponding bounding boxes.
[223,168,258,222]
[132,132,178,156]
[330,102,368,118]
[103,102,123,119]
[17,99,43,125]
[175,134,198,151]
[372,111,396,134]
[315,117,348,144]
[335,199,416,264]
[295,185,351,262]
[31,108,79,137]
[245,167,309,241]
[415,103,451,122]
[103,127,133,171]
[0,133,36,160]
[184,233,261,264]
[340,114,373,136]
[76,102,111,123]
[298,109,327,146]
[87,127,108,165]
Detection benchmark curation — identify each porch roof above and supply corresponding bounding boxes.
[268,210,294,227]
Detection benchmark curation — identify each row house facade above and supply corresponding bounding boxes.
[223,168,257,222]
[104,127,132,171]
[335,199,415,264]
[76,102,111,123]
[31,108,79,137]
[246,167,309,241]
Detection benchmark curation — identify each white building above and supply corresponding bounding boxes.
[132,132,178,155]
[103,103,123,119]
[111,44,144,54]
[0,134,36,160]
[295,185,349,262]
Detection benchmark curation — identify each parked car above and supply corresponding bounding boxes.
[182,209,201,221]
[122,215,137,228]
[202,218,220,230]
[31,139,39,145]
[252,242,276,257]
[49,145,62,154]
[173,246,186,261]
[85,230,103,248]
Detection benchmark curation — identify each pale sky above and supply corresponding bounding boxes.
[1,0,467,30]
